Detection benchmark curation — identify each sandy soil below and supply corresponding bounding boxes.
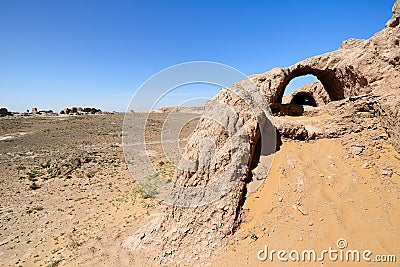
[214,127,400,266]
[0,113,399,266]
[0,114,166,266]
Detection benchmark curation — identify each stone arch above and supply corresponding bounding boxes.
[273,66,345,104]
[290,92,317,106]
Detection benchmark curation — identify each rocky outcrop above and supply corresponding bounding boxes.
[124,1,400,265]
[246,0,400,150]
[274,94,381,140]
[386,0,400,28]
[0,108,12,117]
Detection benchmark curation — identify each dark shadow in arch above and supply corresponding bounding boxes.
[290,92,317,107]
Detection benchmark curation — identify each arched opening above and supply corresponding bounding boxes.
[271,74,328,116]
[282,74,324,106]
[273,67,345,105]
[290,92,317,107]
[284,74,318,95]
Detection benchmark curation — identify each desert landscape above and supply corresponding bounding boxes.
[1,0,400,266]
[0,103,399,266]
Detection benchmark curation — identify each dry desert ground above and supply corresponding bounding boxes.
[0,112,399,266]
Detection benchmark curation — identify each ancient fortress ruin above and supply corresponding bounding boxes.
[123,1,400,264]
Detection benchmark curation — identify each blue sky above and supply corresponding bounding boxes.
[0,0,395,112]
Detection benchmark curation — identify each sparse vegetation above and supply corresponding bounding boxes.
[250,233,258,241]
[27,170,39,181]
[27,206,44,214]
[16,165,26,171]
[40,160,51,169]
[29,182,41,190]
[47,259,62,267]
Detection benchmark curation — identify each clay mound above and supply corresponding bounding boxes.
[123,1,400,265]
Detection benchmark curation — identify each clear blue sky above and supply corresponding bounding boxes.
[0,0,395,112]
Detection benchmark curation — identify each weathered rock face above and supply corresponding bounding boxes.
[124,1,400,265]
[247,0,399,150]
[274,94,382,140]
[386,0,400,27]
